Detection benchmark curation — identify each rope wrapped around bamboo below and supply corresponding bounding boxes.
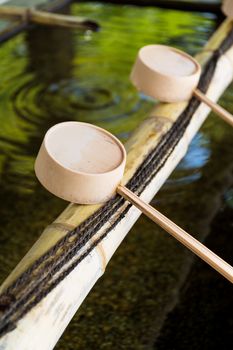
[0,18,233,350]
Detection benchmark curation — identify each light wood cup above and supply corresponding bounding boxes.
[35,122,126,204]
[222,0,233,18]
[130,45,201,102]
[35,122,233,283]
[131,44,233,127]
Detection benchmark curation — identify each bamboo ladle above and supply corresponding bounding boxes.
[0,6,99,31]
[222,0,233,19]
[131,45,233,127]
[35,121,233,283]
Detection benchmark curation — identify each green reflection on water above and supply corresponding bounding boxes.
[0,2,232,349]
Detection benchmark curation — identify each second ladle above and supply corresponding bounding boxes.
[35,121,233,283]
[131,45,233,127]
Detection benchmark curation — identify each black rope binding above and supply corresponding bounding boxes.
[1,25,233,336]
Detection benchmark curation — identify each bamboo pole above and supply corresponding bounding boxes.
[0,18,233,350]
[0,6,99,31]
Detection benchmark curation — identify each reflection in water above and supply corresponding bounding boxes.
[225,188,233,209]
[0,2,232,350]
[177,133,210,170]
[47,80,115,110]
[0,28,75,192]
[155,197,233,350]
[165,133,211,187]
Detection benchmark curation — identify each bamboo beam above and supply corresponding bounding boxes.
[0,6,99,30]
[0,18,233,350]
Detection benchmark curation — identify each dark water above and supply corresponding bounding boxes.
[0,2,232,349]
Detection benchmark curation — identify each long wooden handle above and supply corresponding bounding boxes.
[117,185,233,283]
[194,89,233,127]
[0,6,99,31]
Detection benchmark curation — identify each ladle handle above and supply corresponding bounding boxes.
[194,89,233,127]
[117,185,233,283]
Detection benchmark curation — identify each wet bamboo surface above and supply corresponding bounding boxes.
[0,15,233,350]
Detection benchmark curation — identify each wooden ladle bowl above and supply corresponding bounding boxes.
[35,121,126,204]
[130,44,201,102]
[130,44,233,127]
[222,0,233,18]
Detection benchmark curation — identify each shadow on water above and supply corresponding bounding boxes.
[155,207,233,350]
[154,131,233,349]
[0,2,232,349]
